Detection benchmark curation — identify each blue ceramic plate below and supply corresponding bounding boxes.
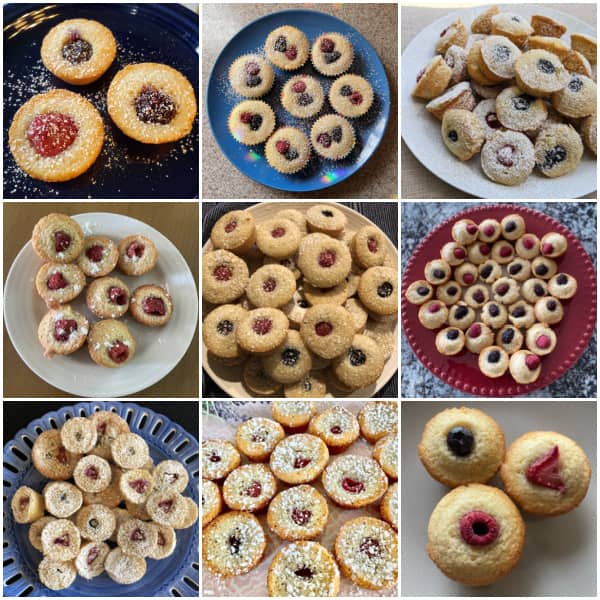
[3,3,199,199]
[206,9,390,192]
[3,401,199,597]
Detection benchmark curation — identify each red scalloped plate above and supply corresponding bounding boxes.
[401,204,597,397]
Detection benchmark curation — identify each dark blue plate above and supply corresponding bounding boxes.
[206,9,390,192]
[3,3,199,199]
[3,401,199,597]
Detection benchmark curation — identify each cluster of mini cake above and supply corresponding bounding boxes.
[227,25,375,174]
[412,6,596,185]
[9,18,196,182]
[405,212,578,385]
[202,204,398,397]
[32,213,173,367]
[10,410,198,591]
[202,401,398,595]
[418,407,591,586]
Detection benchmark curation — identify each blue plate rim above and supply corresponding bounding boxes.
[205,7,391,193]
[3,400,199,597]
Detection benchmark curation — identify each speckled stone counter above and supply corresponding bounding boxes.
[401,202,597,398]
[202,3,398,199]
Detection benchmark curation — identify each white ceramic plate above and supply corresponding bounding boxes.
[4,213,198,397]
[401,5,597,198]
[202,202,399,398]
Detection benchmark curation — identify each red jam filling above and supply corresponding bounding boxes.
[315,321,333,336]
[108,341,129,363]
[126,241,145,258]
[143,296,166,315]
[27,112,78,157]
[342,477,364,493]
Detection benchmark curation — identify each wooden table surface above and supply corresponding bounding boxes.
[3,203,199,398]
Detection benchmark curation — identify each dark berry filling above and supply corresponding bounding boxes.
[496,283,509,295]
[501,328,515,344]
[330,425,342,434]
[537,58,555,74]
[417,286,429,296]
[324,51,341,64]
[359,537,381,558]
[47,272,68,290]
[568,77,583,92]
[348,348,366,366]
[53,319,78,342]
[62,30,93,64]
[377,282,393,298]
[249,114,263,131]
[294,566,313,579]
[246,74,262,87]
[480,265,493,279]
[534,284,545,296]
[446,426,474,456]
[263,277,277,292]
[541,145,567,170]
[281,348,300,367]
[505,220,517,232]
[556,274,568,285]
[273,35,287,52]
[512,95,532,111]
[331,126,343,143]
[472,290,484,303]
[535,264,548,276]
[488,304,500,317]
[209,454,221,463]
[108,341,129,363]
[447,286,458,296]
[53,534,70,547]
[447,130,458,142]
[340,84,352,96]
[512,306,526,318]
[509,264,522,275]
[86,245,104,262]
[487,350,501,363]
[432,268,445,279]
[454,306,469,319]
[315,321,333,336]
[134,85,177,124]
[317,132,332,148]
[494,44,511,62]
[245,481,262,497]
[143,296,166,316]
[322,210,334,217]
[298,93,313,106]
[446,329,459,340]
[228,534,241,554]
[291,508,311,525]
[108,286,127,305]
[546,300,557,311]
[320,38,335,53]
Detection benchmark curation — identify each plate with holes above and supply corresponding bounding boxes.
[401,204,596,396]
[401,5,597,199]
[3,401,199,597]
[3,3,199,199]
[3,212,198,398]
[206,9,390,192]
[202,202,398,397]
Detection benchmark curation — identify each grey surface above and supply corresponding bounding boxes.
[400,202,597,398]
[401,401,597,596]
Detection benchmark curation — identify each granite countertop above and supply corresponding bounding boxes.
[401,202,597,398]
[201,3,398,199]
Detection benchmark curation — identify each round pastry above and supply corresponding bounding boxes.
[110,432,149,470]
[425,81,476,120]
[427,483,525,586]
[246,265,296,309]
[268,541,340,596]
[480,301,508,329]
[265,25,310,70]
[243,356,283,396]
[203,511,266,577]
[471,6,500,34]
[270,434,329,484]
[463,283,489,309]
[521,277,548,303]
[300,303,354,359]
[117,234,158,276]
[202,440,241,480]
[60,416,96,453]
[222,463,277,512]
[448,302,475,329]
[405,280,433,305]
[495,86,547,132]
[507,300,535,328]
[467,41,498,85]
[435,281,462,305]
[373,433,397,479]
[500,431,591,516]
[272,401,317,433]
[75,541,110,580]
[32,429,79,480]
[424,258,451,285]
[515,233,540,259]
[322,454,387,508]
[444,45,468,84]
[11,486,45,524]
[491,277,520,303]
[548,273,577,299]
[41,18,116,85]
[551,74,596,119]
[515,49,569,96]
[38,556,77,590]
[276,209,307,234]
[32,213,84,263]
[228,100,276,145]
[352,225,387,269]
[419,407,505,486]
[465,322,494,353]
[130,284,173,326]
[267,484,328,541]
[580,113,596,155]
[535,123,583,177]
[237,307,289,353]
[297,233,351,288]
[479,345,510,377]
[435,327,465,355]
[265,127,311,174]
[43,482,83,518]
[146,491,188,527]
[29,516,56,551]
[491,12,533,46]
[501,214,526,240]
[329,74,374,118]
[105,547,146,584]
[491,240,514,264]
[525,322,557,355]
[441,108,485,160]
[77,235,119,278]
[531,14,567,38]
[451,218,479,245]
[203,304,247,360]
[305,204,347,235]
[119,468,154,504]
[380,481,398,531]
[357,266,397,316]
[496,325,524,354]
[10,90,104,182]
[455,263,479,287]
[506,257,531,281]
[334,517,397,591]
[473,98,504,139]
[211,210,256,255]
[73,455,111,493]
[281,75,325,118]
[255,217,302,260]
[202,249,249,304]
[331,334,385,390]
[312,32,353,76]
[509,350,542,384]
[107,62,196,144]
[436,18,468,55]
[76,503,116,542]
[152,459,189,494]
[87,319,135,368]
[480,35,522,81]
[540,232,567,258]
[284,371,328,398]
[481,130,536,185]
[82,464,122,508]
[357,401,397,444]
[310,114,355,160]
[86,276,130,319]
[531,256,557,279]
[440,241,467,267]
[38,305,89,358]
[477,218,501,243]
[412,55,452,100]
[235,417,285,462]
[478,260,502,284]
[229,54,274,98]
[308,406,359,453]
[148,524,177,560]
